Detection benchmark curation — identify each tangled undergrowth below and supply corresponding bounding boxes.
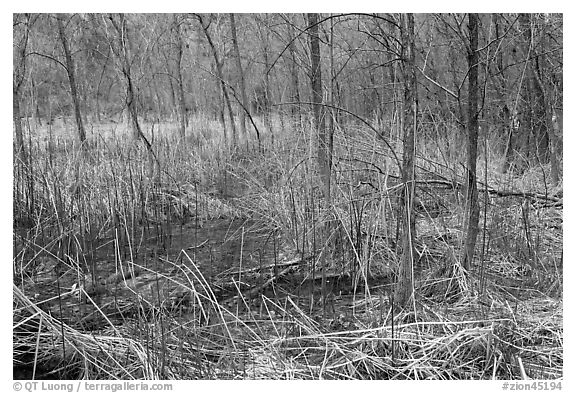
[13,117,562,380]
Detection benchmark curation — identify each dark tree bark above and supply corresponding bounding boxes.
[57,14,86,144]
[461,13,480,271]
[229,14,249,140]
[395,13,418,307]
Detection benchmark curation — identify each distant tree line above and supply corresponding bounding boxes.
[12,14,561,159]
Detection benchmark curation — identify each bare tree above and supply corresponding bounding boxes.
[56,14,86,144]
[308,13,330,201]
[173,14,187,139]
[519,13,550,165]
[307,13,333,310]
[550,108,562,186]
[287,16,302,124]
[13,14,33,162]
[395,13,418,307]
[254,15,274,140]
[198,14,237,145]
[229,14,249,141]
[105,14,146,143]
[461,13,480,270]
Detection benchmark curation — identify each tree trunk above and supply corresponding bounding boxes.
[328,14,335,151]
[174,14,187,139]
[491,13,514,170]
[550,108,562,186]
[161,49,177,117]
[198,14,237,145]
[308,13,330,200]
[13,89,26,162]
[212,62,227,143]
[57,14,86,144]
[308,13,332,311]
[107,13,152,153]
[520,13,549,164]
[13,13,32,162]
[531,59,550,164]
[126,75,144,141]
[229,14,249,141]
[262,41,274,141]
[501,105,516,173]
[395,13,417,307]
[256,17,274,142]
[287,20,301,124]
[461,13,480,270]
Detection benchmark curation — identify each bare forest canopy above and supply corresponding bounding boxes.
[13,14,562,156]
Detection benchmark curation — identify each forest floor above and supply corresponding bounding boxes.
[13,117,563,380]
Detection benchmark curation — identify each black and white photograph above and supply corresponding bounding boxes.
[12,11,564,381]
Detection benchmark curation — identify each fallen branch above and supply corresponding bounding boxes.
[223,264,297,305]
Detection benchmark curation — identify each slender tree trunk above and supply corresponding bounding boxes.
[174,15,187,139]
[531,61,550,164]
[126,75,144,141]
[106,13,153,157]
[519,13,549,164]
[13,89,26,162]
[461,13,480,271]
[57,14,86,144]
[229,14,249,141]
[287,20,301,124]
[198,14,237,145]
[395,13,417,307]
[501,105,515,172]
[108,14,140,140]
[308,14,331,201]
[308,13,330,200]
[256,17,274,141]
[491,14,514,168]
[13,14,32,162]
[161,49,177,117]
[541,14,561,186]
[30,77,42,126]
[328,14,335,145]
[94,42,111,123]
[262,42,274,140]
[550,108,562,186]
[212,62,227,143]
[308,13,332,311]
